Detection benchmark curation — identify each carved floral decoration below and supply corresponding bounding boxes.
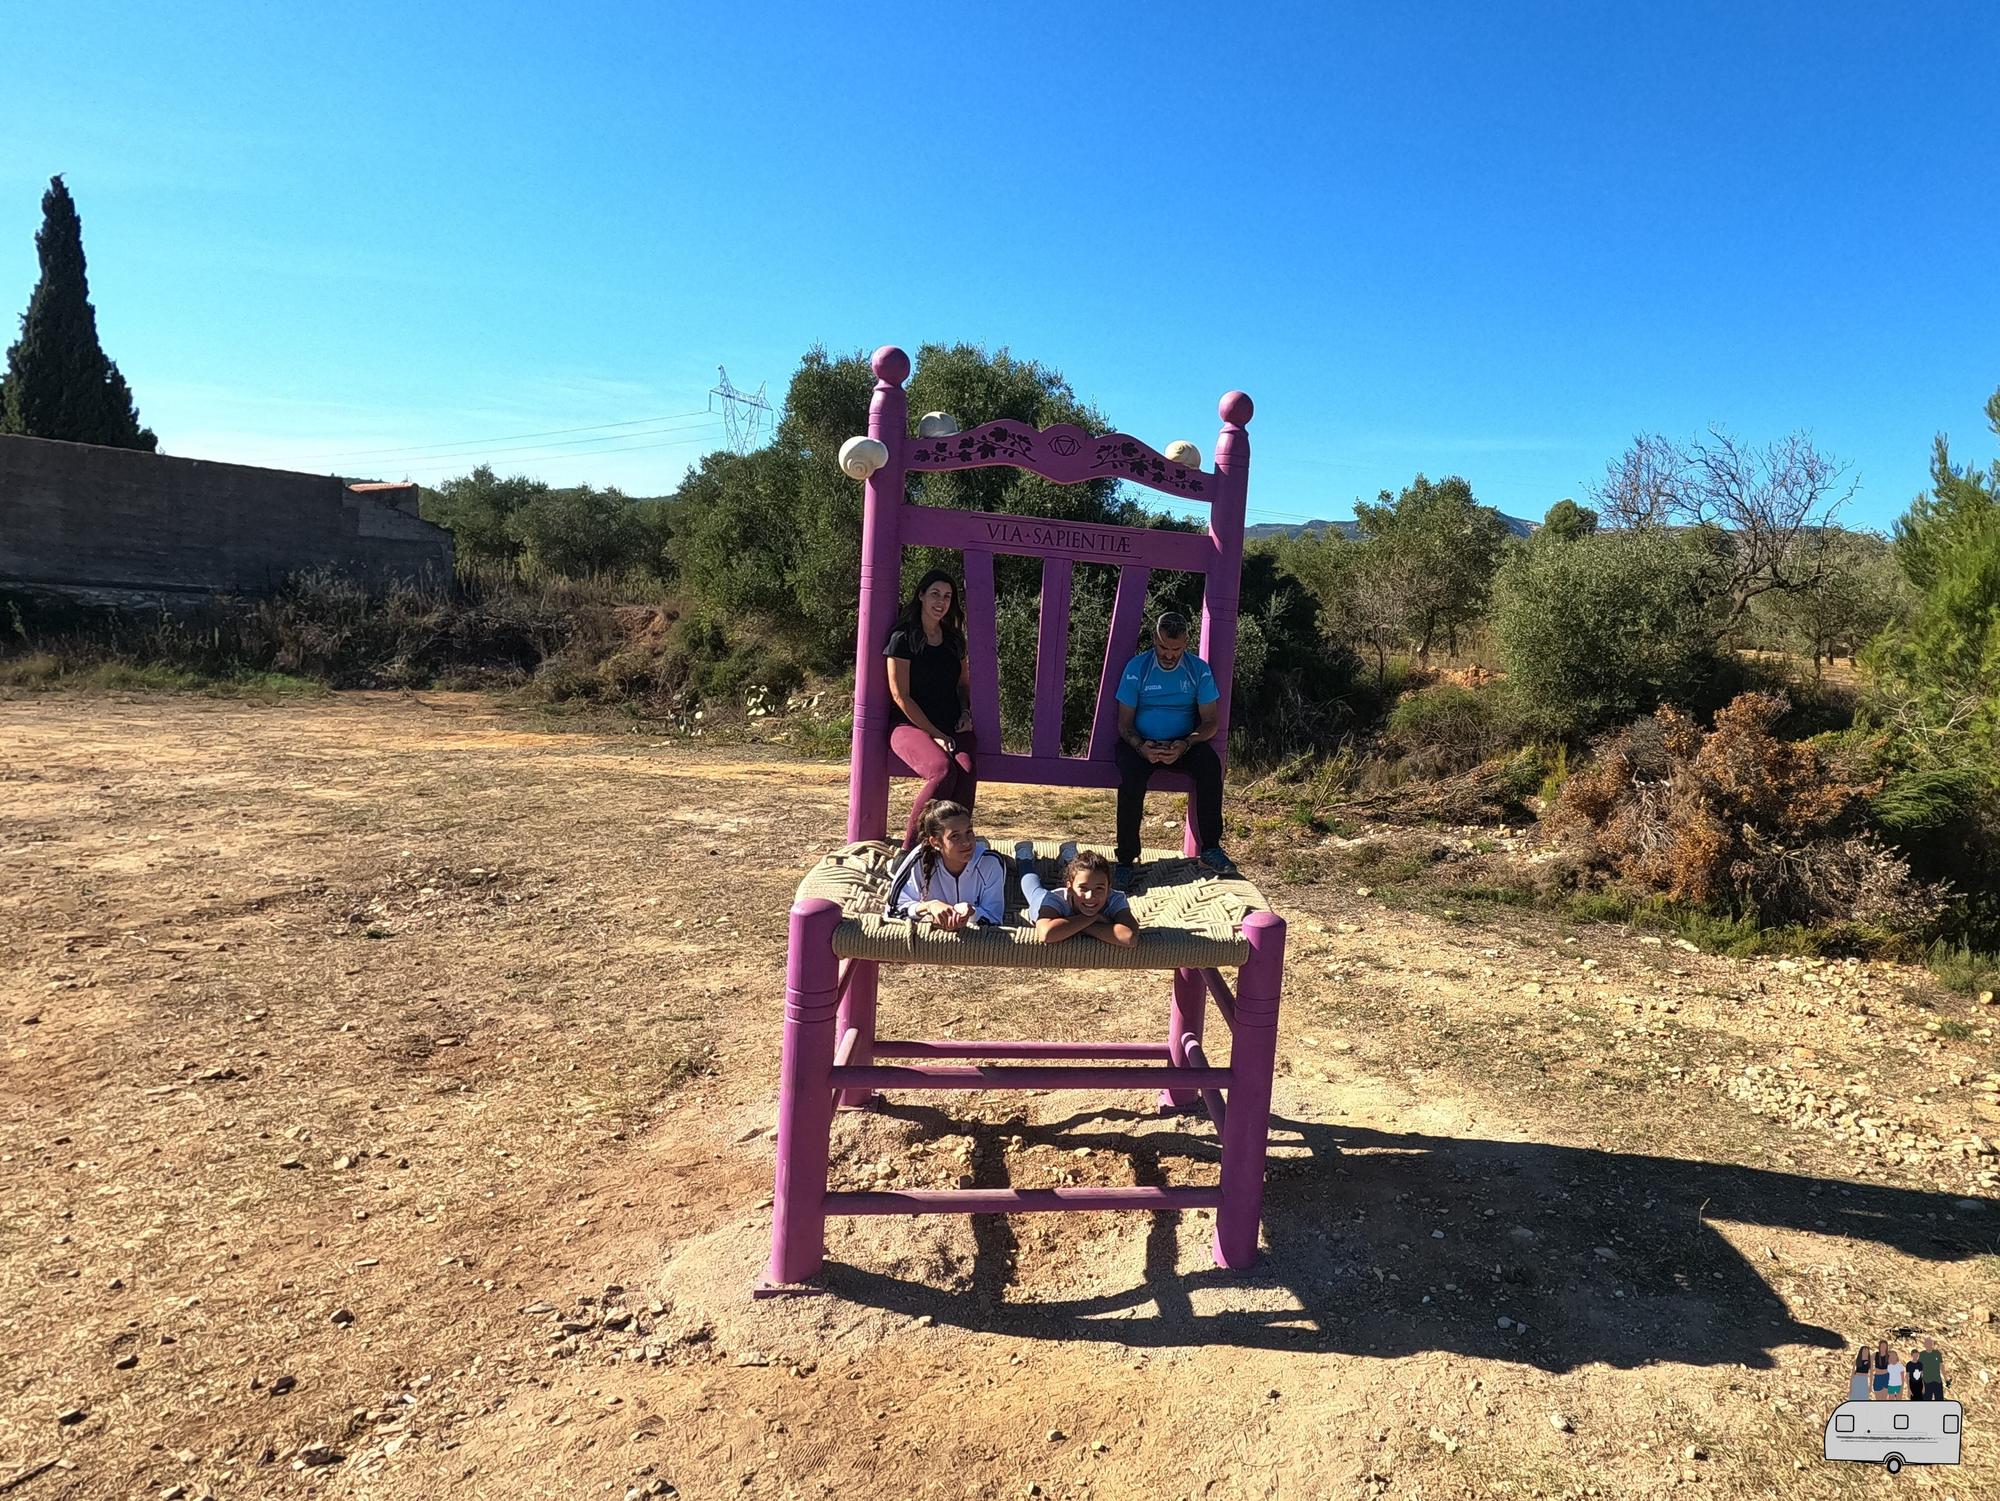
[908,422,1209,498]
[1092,438,1208,497]
[910,423,1037,467]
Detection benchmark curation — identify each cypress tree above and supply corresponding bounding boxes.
[1,175,157,450]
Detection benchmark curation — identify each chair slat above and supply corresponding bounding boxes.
[1031,560,1074,758]
[1087,563,1150,758]
[961,548,1002,750]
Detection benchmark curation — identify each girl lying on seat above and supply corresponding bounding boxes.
[1016,843,1140,948]
[885,799,1005,931]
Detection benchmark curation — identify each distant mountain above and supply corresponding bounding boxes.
[1245,511,1539,543]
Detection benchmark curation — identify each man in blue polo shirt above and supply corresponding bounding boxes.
[1112,611,1233,889]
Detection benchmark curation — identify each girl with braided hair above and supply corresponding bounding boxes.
[884,800,1005,930]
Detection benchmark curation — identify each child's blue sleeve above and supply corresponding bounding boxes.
[1019,869,1052,921]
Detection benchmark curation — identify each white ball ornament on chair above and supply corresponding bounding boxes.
[917,411,961,438]
[838,436,889,481]
[1165,440,1202,469]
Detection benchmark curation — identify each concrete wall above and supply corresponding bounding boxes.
[0,433,454,598]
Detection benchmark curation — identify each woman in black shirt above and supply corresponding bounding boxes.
[884,568,976,849]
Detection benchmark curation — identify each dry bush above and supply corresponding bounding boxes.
[1339,760,1524,825]
[1551,692,1947,930]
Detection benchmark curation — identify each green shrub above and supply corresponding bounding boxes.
[1453,883,1535,906]
[1874,766,1989,836]
[1864,762,2000,950]
[1925,939,2000,996]
[1493,528,1728,737]
[1568,890,1637,924]
[784,711,854,759]
[1384,683,1515,775]
[1535,742,1569,805]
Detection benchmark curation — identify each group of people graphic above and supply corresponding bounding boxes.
[883,569,1234,932]
[1850,1339,1948,1402]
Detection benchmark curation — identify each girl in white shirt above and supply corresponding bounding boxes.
[885,800,1006,930]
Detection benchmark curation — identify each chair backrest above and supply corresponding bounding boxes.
[847,345,1254,844]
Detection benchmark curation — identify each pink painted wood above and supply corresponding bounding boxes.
[1197,392,1255,773]
[1160,966,1208,1111]
[1032,560,1073,758]
[763,348,1285,1292]
[1213,911,1285,1269]
[908,421,1214,504]
[829,1062,1231,1093]
[827,1186,1223,1215]
[885,749,1198,792]
[1202,967,1239,1029]
[960,548,1003,752]
[874,1039,1171,1059]
[766,898,843,1285]
[854,364,1252,798]
[899,503,1212,572]
[1087,563,1150,759]
[844,347,911,843]
[1180,1033,1228,1131]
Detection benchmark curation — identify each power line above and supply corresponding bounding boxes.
[337,412,726,467]
[299,406,714,462]
[386,424,727,478]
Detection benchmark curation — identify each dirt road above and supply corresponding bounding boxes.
[2,693,1995,1500]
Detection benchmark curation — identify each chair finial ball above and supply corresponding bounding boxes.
[1219,390,1254,426]
[917,411,960,439]
[838,436,890,481]
[872,346,912,384]
[1164,440,1202,469]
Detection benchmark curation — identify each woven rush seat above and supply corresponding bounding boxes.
[794,839,1268,970]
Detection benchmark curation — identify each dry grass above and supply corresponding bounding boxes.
[1,692,1995,1500]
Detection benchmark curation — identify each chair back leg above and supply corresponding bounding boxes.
[834,959,880,1108]
[1159,966,1208,1111]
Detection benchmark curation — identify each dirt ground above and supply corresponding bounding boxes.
[2,692,1996,1501]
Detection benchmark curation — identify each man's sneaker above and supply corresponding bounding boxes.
[1012,839,1037,865]
[1112,862,1137,893]
[1199,846,1237,875]
[1058,840,1079,864]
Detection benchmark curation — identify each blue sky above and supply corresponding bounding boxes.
[3,1,1994,530]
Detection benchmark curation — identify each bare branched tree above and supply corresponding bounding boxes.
[1591,427,1857,636]
[1593,432,1684,530]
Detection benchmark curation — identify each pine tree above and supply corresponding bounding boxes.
[1,175,157,450]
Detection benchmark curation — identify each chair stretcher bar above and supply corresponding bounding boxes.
[872,1039,1173,1060]
[827,1185,1224,1215]
[1202,968,1238,1028]
[1181,1034,1228,1130]
[827,1063,1232,1092]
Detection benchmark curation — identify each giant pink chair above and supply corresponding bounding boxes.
[762,346,1286,1293]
